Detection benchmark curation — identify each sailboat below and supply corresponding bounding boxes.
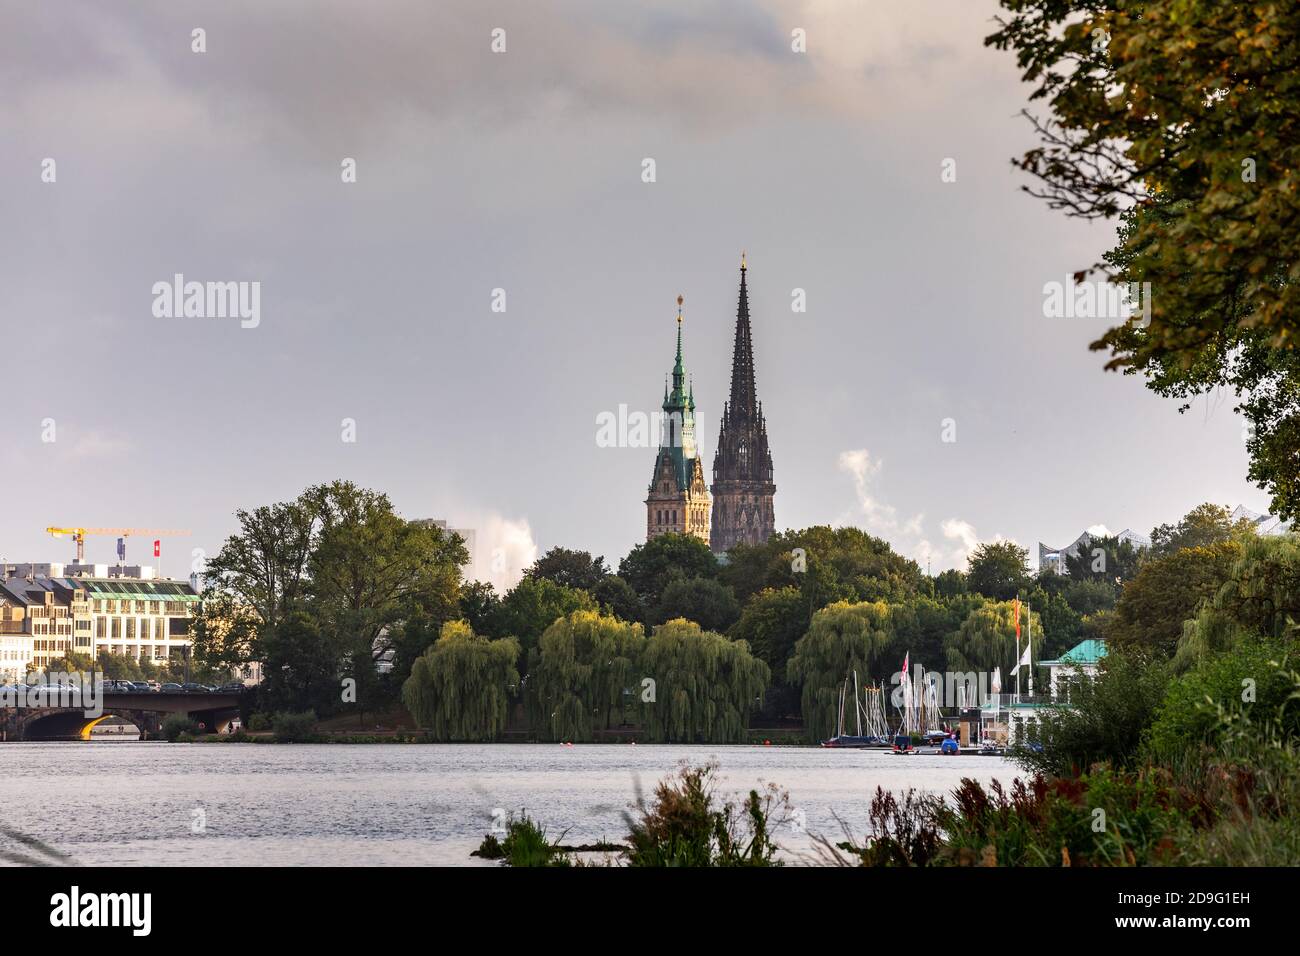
[820,670,892,748]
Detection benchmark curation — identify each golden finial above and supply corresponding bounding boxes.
[741,250,747,270]
[677,294,683,323]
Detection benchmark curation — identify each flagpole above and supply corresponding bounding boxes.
[1014,598,1021,703]
[1027,602,1034,698]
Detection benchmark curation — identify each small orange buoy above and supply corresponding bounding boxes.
[764,740,771,746]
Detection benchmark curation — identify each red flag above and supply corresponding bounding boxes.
[153,539,161,558]
[1013,598,1021,640]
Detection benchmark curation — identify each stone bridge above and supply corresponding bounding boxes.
[0,691,243,741]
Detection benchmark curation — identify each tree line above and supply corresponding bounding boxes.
[189,477,1273,742]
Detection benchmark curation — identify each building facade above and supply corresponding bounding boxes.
[0,567,200,676]
[710,256,776,553]
[646,297,711,544]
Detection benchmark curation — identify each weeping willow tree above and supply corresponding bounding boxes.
[945,601,1043,686]
[1174,535,1300,672]
[639,619,769,743]
[529,610,645,741]
[786,601,894,743]
[401,621,520,740]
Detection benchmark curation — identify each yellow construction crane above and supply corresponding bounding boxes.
[46,527,192,563]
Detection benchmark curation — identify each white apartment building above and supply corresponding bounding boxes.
[1,568,200,675]
[81,577,200,664]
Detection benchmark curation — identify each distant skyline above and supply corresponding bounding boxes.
[1,0,1274,588]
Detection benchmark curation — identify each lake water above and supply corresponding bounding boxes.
[0,743,1021,865]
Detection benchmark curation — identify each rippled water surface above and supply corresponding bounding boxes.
[0,743,1019,865]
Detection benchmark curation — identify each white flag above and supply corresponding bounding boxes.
[1010,641,1032,676]
[991,666,1002,694]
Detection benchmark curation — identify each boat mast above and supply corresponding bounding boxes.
[853,670,862,737]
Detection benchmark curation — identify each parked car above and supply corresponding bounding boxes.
[159,683,183,694]
[145,680,161,691]
[129,681,154,693]
[181,683,208,693]
[218,682,246,694]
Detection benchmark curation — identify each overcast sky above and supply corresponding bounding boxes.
[0,0,1271,586]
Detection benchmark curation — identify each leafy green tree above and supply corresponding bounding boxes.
[946,601,1044,684]
[720,526,923,606]
[652,576,741,633]
[307,481,466,677]
[494,577,595,661]
[987,4,1300,516]
[1107,542,1242,657]
[1147,637,1300,760]
[1063,535,1140,587]
[966,542,1030,600]
[1060,578,1118,617]
[786,601,895,743]
[94,652,141,681]
[728,586,810,680]
[1014,648,1172,778]
[530,610,644,741]
[1150,503,1258,558]
[458,580,501,636]
[987,2,1300,355]
[1175,535,1300,670]
[201,493,318,629]
[933,569,968,598]
[890,594,983,673]
[401,621,520,740]
[590,574,643,624]
[525,547,609,591]
[618,534,719,605]
[1022,587,1083,662]
[256,611,344,715]
[1098,201,1300,522]
[194,480,468,712]
[58,652,96,676]
[638,620,768,743]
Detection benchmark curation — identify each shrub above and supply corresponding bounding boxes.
[1147,638,1298,761]
[161,715,200,742]
[624,761,788,867]
[1013,647,1170,778]
[822,786,945,867]
[474,815,570,867]
[271,710,318,743]
[818,772,1197,867]
[246,713,272,732]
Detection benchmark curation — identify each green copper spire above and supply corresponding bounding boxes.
[652,293,699,490]
[670,295,686,404]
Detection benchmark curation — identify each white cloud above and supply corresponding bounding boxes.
[838,449,1016,572]
[940,518,979,559]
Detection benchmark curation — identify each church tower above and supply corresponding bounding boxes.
[645,296,712,544]
[710,254,776,553]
